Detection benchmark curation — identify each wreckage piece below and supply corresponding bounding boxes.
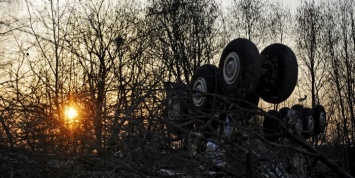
[286,109,303,136]
[279,107,290,122]
[218,38,261,100]
[263,110,283,142]
[300,107,315,139]
[257,44,298,104]
[291,104,304,111]
[164,82,192,135]
[190,64,221,113]
[312,105,327,135]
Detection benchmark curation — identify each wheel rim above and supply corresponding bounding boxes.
[319,112,326,130]
[168,98,180,119]
[223,52,240,84]
[192,77,207,107]
[306,116,314,133]
[294,119,302,135]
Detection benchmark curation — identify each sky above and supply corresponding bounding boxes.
[271,0,302,13]
[221,0,302,13]
[1,0,304,20]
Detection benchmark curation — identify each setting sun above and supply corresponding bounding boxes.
[65,107,78,121]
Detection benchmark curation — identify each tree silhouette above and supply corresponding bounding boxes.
[0,0,354,177]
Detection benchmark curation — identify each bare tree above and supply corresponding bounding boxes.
[335,0,355,175]
[229,0,268,45]
[265,1,292,44]
[295,1,328,107]
[310,0,355,175]
[62,0,140,150]
[2,0,355,177]
[146,0,222,83]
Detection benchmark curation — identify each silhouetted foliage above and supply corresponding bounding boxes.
[0,0,355,177]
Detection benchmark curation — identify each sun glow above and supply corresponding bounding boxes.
[65,106,78,122]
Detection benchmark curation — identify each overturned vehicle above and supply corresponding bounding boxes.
[164,38,328,177]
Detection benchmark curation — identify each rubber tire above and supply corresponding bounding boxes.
[245,92,260,106]
[291,104,303,111]
[257,44,298,103]
[279,107,304,135]
[279,107,290,124]
[300,108,315,139]
[190,64,220,113]
[218,38,261,99]
[312,105,326,135]
[166,82,192,135]
[289,110,303,136]
[263,110,282,142]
